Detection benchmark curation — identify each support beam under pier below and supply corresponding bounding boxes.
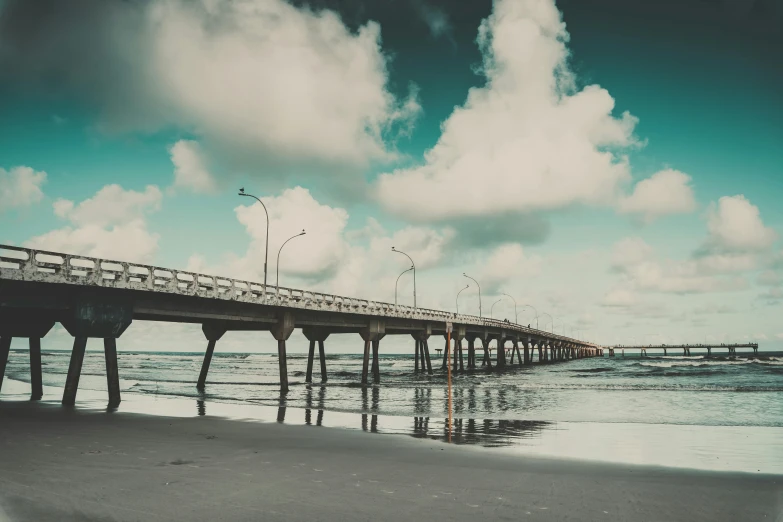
[197,322,228,390]
[62,337,87,406]
[0,336,10,394]
[29,338,42,400]
[271,312,296,394]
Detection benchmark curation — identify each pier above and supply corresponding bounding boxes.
[607,344,759,356]
[0,245,602,406]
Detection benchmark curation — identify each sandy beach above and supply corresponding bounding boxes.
[0,401,780,522]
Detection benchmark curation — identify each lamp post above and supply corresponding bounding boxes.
[395,266,414,306]
[462,273,481,318]
[490,298,503,319]
[501,293,518,323]
[541,313,554,333]
[238,188,270,293]
[521,304,539,329]
[456,284,469,314]
[276,229,306,289]
[391,247,416,308]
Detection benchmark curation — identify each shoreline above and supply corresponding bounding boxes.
[2,377,782,476]
[1,399,781,522]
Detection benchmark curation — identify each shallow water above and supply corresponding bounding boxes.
[2,349,782,474]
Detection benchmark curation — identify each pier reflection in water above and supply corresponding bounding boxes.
[256,384,552,448]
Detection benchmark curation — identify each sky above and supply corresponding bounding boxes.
[1,0,782,353]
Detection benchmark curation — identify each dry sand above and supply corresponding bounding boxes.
[0,401,780,522]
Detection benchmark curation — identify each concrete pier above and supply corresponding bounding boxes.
[0,244,604,404]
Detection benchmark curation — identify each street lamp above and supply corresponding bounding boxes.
[238,188,270,293]
[462,273,482,318]
[456,284,469,314]
[521,304,539,329]
[501,293,518,323]
[490,298,503,319]
[276,229,306,289]
[540,313,554,333]
[391,247,416,308]
[395,265,414,306]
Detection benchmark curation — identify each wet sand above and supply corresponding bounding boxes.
[0,401,780,522]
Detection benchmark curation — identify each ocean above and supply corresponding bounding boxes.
[2,348,782,474]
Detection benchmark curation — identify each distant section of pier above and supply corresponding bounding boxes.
[607,344,759,356]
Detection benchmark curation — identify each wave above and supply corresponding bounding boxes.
[638,358,783,369]
[568,367,614,373]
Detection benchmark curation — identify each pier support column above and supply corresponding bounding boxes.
[0,315,55,397]
[60,300,132,406]
[465,335,477,370]
[104,338,121,407]
[451,326,465,372]
[422,338,433,374]
[523,339,531,365]
[29,338,42,400]
[481,336,492,369]
[63,337,87,406]
[496,337,506,368]
[414,338,420,372]
[360,320,385,386]
[371,339,381,383]
[0,336,10,394]
[271,312,296,394]
[303,328,330,383]
[197,322,228,390]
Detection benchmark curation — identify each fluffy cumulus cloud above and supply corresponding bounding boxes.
[609,236,749,295]
[374,0,639,221]
[702,195,777,253]
[169,140,216,194]
[25,185,162,262]
[477,243,542,294]
[187,187,457,302]
[0,166,47,212]
[617,169,697,223]
[0,0,419,177]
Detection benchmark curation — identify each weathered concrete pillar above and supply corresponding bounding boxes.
[360,320,385,386]
[481,336,492,368]
[271,312,295,393]
[371,339,381,383]
[60,300,132,406]
[63,337,87,406]
[496,337,506,367]
[0,336,10,394]
[0,315,55,398]
[303,328,330,383]
[104,338,121,407]
[466,336,476,369]
[29,337,43,400]
[414,338,420,371]
[422,338,433,374]
[524,339,531,365]
[318,339,327,382]
[197,322,228,390]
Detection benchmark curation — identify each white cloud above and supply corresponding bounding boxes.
[169,140,216,193]
[0,166,46,212]
[704,195,777,253]
[1,0,419,175]
[187,187,456,303]
[374,0,638,221]
[757,270,781,287]
[610,237,749,295]
[618,169,696,223]
[53,184,162,228]
[25,184,161,263]
[477,243,542,293]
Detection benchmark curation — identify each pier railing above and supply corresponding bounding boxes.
[0,245,591,346]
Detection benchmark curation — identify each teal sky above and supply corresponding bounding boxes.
[1,0,782,352]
